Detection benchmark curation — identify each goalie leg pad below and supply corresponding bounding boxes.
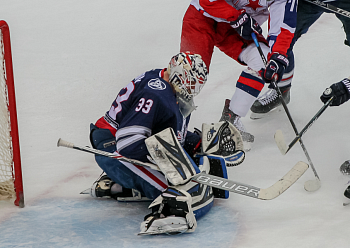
[140,177,215,235]
[145,127,200,185]
[140,187,197,235]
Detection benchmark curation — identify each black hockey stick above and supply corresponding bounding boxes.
[274,96,334,154]
[57,138,308,200]
[252,33,321,192]
[304,0,350,19]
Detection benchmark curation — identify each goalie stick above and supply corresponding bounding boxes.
[252,33,321,192]
[192,161,308,200]
[274,96,334,155]
[57,138,308,200]
[304,0,350,19]
[57,138,160,171]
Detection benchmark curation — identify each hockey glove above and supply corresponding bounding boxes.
[320,78,350,106]
[230,10,262,40]
[262,53,289,85]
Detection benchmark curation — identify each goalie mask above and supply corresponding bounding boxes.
[167,52,208,117]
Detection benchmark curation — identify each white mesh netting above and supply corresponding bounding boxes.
[0,29,15,200]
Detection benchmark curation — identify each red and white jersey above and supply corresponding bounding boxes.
[190,0,297,56]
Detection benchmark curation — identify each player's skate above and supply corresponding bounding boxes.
[250,86,290,119]
[81,174,150,202]
[219,99,254,151]
[340,160,350,175]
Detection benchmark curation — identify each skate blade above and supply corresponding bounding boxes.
[80,188,90,194]
[250,105,283,120]
[138,226,188,236]
[116,196,151,202]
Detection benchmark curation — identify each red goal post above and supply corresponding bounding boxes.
[0,20,24,207]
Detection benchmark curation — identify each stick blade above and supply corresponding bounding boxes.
[274,130,288,155]
[259,161,309,200]
[304,179,321,192]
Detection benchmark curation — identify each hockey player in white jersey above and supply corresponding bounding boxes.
[180,0,298,149]
[87,52,245,235]
[250,0,350,118]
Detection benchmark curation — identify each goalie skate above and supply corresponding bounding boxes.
[81,174,150,202]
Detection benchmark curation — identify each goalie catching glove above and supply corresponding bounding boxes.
[200,121,245,167]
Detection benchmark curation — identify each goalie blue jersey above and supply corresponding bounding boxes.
[96,68,190,162]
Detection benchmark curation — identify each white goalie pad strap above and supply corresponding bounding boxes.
[180,190,197,233]
[201,122,245,166]
[142,188,197,234]
[145,127,200,186]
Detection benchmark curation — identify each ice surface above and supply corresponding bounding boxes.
[0,1,349,247]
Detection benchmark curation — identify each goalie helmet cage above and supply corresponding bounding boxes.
[0,20,24,208]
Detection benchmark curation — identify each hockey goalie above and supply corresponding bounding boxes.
[86,52,245,235]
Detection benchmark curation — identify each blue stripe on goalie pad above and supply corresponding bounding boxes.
[200,156,229,199]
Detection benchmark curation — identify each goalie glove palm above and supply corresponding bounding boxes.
[201,121,245,167]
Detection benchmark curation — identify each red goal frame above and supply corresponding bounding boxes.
[0,20,24,207]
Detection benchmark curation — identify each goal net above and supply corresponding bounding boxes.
[0,20,24,207]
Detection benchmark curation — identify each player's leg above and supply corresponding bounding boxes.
[217,36,267,148]
[89,124,168,200]
[250,49,294,119]
[293,0,324,42]
[249,0,323,119]
[180,4,216,71]
[335,0,350,47]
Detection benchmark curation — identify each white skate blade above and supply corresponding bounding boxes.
[250,105,283,120]
[138,216,188,236]
[80,188,90,195]
[274,130,288,155]
[138,226,188,236]
[304,179,321,192]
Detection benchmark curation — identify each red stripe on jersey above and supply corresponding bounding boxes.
[199,0,240,21]
[282,74,293,82]
[271,28,294,57]
[134,163,168,189]
[95,117,117,136]
[238,75,264,91]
